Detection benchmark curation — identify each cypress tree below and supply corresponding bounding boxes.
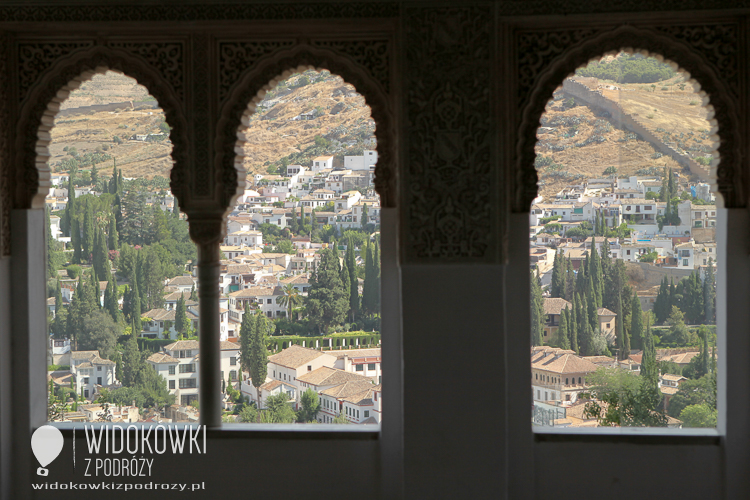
[570,294,579,354]
[588,238,603,308]
[346,241,359,321]
[131,278,141,324]
[373,240,380,313]
[239,304,254,375]
[109,163,118,194]
[46,207,57,280]
[362,242,375,316]
[251,311,269,413]
[704,258,716,324]
[530,271,544,347]
[83,203,95,262]
[550,252,563,298]
[72,217,82,264]
[104,273,119,324]
[564,256,575,301]
[641,313,658,389]
[108,215,118,251]
[175,293,189,338]
[340,257,351,316]
[93,226,110,282]
[55,279,63,313]
[630,294,644,350]
[91,160,98,186]
[558,307,571,349]
[579,292,592,355]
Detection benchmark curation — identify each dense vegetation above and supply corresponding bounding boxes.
[575,54,676,84]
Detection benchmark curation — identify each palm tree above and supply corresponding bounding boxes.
[278,284,301,321]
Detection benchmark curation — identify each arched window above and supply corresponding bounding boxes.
[530,52,719,429]
[228,68,382,425]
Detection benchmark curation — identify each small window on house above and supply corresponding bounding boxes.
[368,363,376,370]
[169,380,175,390]
[169,365,175,375]
[355,365,364,371]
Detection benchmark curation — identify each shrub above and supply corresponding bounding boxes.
[66,264,81,279]
[689,100,699,105]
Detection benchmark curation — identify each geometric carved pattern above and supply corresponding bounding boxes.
[18,42,95,102]
[218,41,296,103]
[313,40,391,94]
[404,6,494,262]
[0,3,399,23]
[514,24,744,211]
[106,42,186,101]
[191,34,212,199]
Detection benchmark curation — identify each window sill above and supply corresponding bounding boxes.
[49,422,380,440]
[534,426,720,445]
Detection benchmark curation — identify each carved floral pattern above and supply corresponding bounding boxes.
[404,6,493,262]
[18,42,94,101]
[218,41,295,102]
[0,3,399,23]
[107,42,185,101]
[312,40,391,94]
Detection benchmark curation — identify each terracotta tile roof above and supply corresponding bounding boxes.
[71,350,100,360]
[297,367,373,387]
[661,374,687,382]
[260,379,295,392]
[660,386,679,396]
[581,355,616,366]
[268,345,328,369]
[531,348,599,375]
[168,276,196,286]
[326,348,381,360]
[142,308,198,321]
[342,387,375,405]
[280,274,309,285]
[229,286,280,298]
[543,298,572,316]
[597,307,616,317]
[320,380,376,399]
[165,340,200,351]
[147,352,180,364]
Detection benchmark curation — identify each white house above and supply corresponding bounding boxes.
[70,350,118,401]
[224,230,263,246]
[318,380,378,423]
[262,345,337,408]
[147,340,239,407]
[344,150,378,171]
[311,155,334,171]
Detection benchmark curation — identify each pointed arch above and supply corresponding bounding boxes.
[215,44,396,214]
[16,45,188,210]
[515,25,741,211]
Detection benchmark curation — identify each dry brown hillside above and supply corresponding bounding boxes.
[240,70,375,175]
[49,70,376,180]
[535,72,713,201]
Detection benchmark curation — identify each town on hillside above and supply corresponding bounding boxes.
[530,54,718,430]
[45,70,382,425]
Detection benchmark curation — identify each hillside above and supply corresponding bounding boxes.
[240,69,376,175]
[49,70,377,181]
[535,70,713,200]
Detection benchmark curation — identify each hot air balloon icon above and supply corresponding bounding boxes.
[31,425,64,476]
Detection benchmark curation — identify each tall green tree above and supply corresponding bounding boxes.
[557,306,571,349]
[641,312,658,388]
[175,293,190,338]
[83,203,96,262]
[346,241,360,321]
[704,258,716,324]
[630,294,644,350]
[93,226,110,282]
[307,247,349,331]
[530,271,545,346]
[107,214,118,251]
[250,312,269,414]
[103,273,120,324]
[71,217,83,264]
[570,293,579,353]
[550,252,564,298]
